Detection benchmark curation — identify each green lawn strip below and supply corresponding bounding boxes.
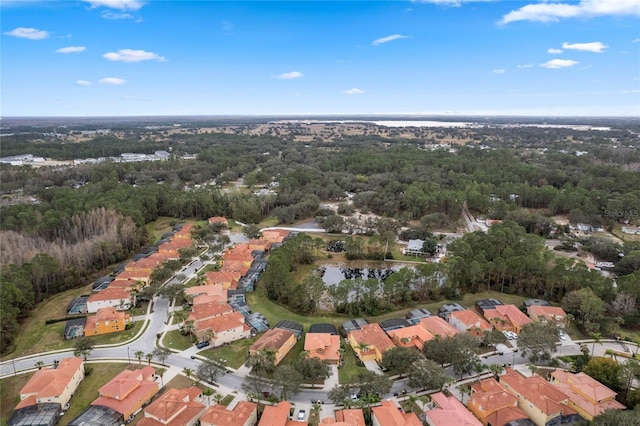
[257,216,279,229]
[164,330,194,351]
[0,373,31,426]
[219,394,235,406]
[200,337,259,369]
[338,343,368,384]
[58,362,132,426]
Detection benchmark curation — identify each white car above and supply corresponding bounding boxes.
[298,410,306,421]
[558,331,567,340]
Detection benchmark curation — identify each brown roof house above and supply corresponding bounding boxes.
[499,368,578,426]
[467,378,532,426]
[418,316,460,339]
[250,328,297,366]
[527,306,569,327]
[205,271,242,290]
[483,305,532,334]
[348,323,395,363]
[305,333,342,364]
[549,370,625,421]
[137,387,206,426]
[387,324,434,351]
[372,400,422,426]
[14,357,85,411]
[92,366,159,423]
[200,401,258,426]
[258,401,307,426]
[448,310,492,337]
[323,408,366,426]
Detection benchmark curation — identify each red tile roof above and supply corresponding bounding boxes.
[425,392,482,426]
[388,324,434,350]
[251,328,295,352]
[138,387,205,426]
[196,311,249,335]
[528,306,567,322]
[188,302,234,322]
[449,310,491,335]
[500,369,575,417]
[16,357,84,409]
[484,305,532,329]
[418,316,459,338]
[349,323,395,354]
[371,400,422,426]
[550,370,625,417]
[334,409,366,426]
[200,401,257,426]
[305,333,341,362]
[87,287,131,302]
[93,367,159,416]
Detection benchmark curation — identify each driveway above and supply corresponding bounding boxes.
[363,359,384,375]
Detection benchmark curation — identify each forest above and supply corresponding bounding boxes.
[1,118,639,354]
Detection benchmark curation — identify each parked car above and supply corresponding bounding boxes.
[297,410,306,421]
[195,341,210,349]
[558,331,567,340]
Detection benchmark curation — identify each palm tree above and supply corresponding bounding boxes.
[406,394,418,413]
[145,353,154,365]
[157,368,165,387]
[203,388,214,406]
[487,363,505,379]
[458,384,471,404]
[213,391,223,405]
[35,360,44,370]
[184,367,193,381]
[135,350,144,364]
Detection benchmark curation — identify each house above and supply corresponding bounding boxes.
[418,316,459,338]
[549,370,625,421]
[448,310,492,337]
[186,284,228,303]
[158,239,193,259]
[484,305,532,334]
[329,408,366,426]
[92,366,159,423]
[249,328,297,365]
[305,333,342,364]
[205,271,242,290]
[527,306,569,327]
[86,287,133,313]
[424,392,482,426]
[499,368,579,426]
[258,401,307,426]
[208,216,229,227]
[372,400,422,426]
[437,303,465,320]
[403,239,426,256]
[341,318,369,335]
[173,223,194,239]
[220,260,251,276]
[622,226,640,235]
[14,357,84,411]
[188,302,234,323]
[200,401,258,426]
[405,308,433,325]
[84,307,132,336]
[274,320,304,339]
[125,255,165,274]
[475,299,504,316]
[195,311,251,346]
[348,323,395,363]
[247,239,273,252]
[261,229,290,244]
[387,324,434,351]
[468,378,532,426]
[137,387,206,426]
[114,270,151,285]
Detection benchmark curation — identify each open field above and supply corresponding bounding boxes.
[0,371,31,425]
[201,336,259,369]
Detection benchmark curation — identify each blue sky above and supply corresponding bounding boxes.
[1,0,639,117]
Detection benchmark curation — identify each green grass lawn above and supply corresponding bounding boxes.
[219,394,235,406]
[1,372,31,426]
[200,337,259,369]
[338,342,368,383]
[163,330,194,351]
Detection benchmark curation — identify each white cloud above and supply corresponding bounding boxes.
[517,64,534,68]
[56,46,87,54]
[501,0,640,24]
[562,41,608,52]
[344,88,364,95]
[372,34,409,46]
[101,11,135,19]
[276,71,303,80]
[540,59,579,69]
[99,77,127,85]
[633,38,640,43]
[75,80,91,86]
[103,49,166,62]
[547,48,563,54]
[4,27,49,40]
[83,0,144,11]
[492,69,506,74]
